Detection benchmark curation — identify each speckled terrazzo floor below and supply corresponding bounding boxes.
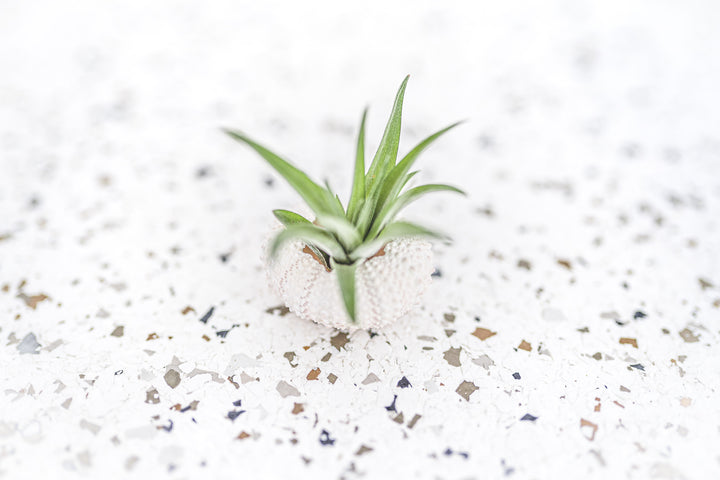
[1,1,720,479]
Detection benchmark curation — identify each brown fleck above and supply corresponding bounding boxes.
[292,403,305,414]
[110,326,124,337]
[613,401,625,408]
[594,398,601,412]
[443,347,462,367]
[679,328,699,343]
[327,373,338,384]
[713,299,720,308]
[202,334,210,342]
[330,331,349,351]
[698,277,714,290]
[369,245,386,259]
[472,327,497,341]
[680,397,692,407]
[407,414,421,429]
[580,418,598,441]
[227,376,240,389]
[181,306,195,315]
[265,305,291,316]
[392,412,404,424]
[302,246,331,271]
[443,313,456,322]
[307,368,321,381]
[170,404,182,411]
[236,431,251,440]
[146,333,159,341]
[517,259,532,270]
[592,352,602,360]
[557,258,573,270]
[456,381,479,401]
[355,445,373,456]
[1,284,9,292]
[620,385,631,392]
[518,340,532,352]
[445,329,456,337]
[619,337,638,348]
[17,293,49,310]
[321,353,332,362]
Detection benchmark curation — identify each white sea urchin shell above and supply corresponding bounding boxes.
[267,237,434,330]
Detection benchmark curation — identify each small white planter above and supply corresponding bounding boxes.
[267,237,434,330]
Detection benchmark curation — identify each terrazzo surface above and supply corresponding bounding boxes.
[1,1,719,479]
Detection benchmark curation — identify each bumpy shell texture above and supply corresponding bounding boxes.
[268,238,434,330]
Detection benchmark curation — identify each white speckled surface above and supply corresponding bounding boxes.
[1,1,719,479]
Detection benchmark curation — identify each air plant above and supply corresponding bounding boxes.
[224,76,463,325]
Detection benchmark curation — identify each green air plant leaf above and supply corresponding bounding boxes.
[372,121,463,221]
[366,184,465,239]
[346,107,368,223]
[269,223,348,263]
[272,209,330,269]
[224,129,344,218]
[225,76,463,323]
[364,75,409,193]
[331,259,358,323]
[349,221,447,263]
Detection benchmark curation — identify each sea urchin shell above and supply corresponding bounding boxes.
[267,237,434,330]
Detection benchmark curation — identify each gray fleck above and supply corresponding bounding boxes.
[277,381,300,397]
[187,368,224,383]
[110,326,124,337]
[240,371,257,384]
[472,354,495,370]
[679,328,699,343]
[145,388,160,404]
[164,369,181,389]
[443,347,462,367]
[79,419,101,435]
[362,373,380,385]
[17,333,41,354]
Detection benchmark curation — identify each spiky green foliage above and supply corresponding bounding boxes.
[224,76,464,323]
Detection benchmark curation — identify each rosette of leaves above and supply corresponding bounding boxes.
[224,76,463,323]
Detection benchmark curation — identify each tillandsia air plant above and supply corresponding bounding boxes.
[224,76,464,329]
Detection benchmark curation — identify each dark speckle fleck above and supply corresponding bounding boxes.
[219,251,233,263]
[633,311,647,319]
[397,376,412,388]
[385,395,398,412]
[520,414,538,422]
[227,410,245,421]
[159,419,174,432]
[216,330,229,338]
[232,399,242,407]
[431,268,442,278]
[512,372,521,380]
[319,430,335,446]
[629,363,645,371]
[199,307,214,324]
